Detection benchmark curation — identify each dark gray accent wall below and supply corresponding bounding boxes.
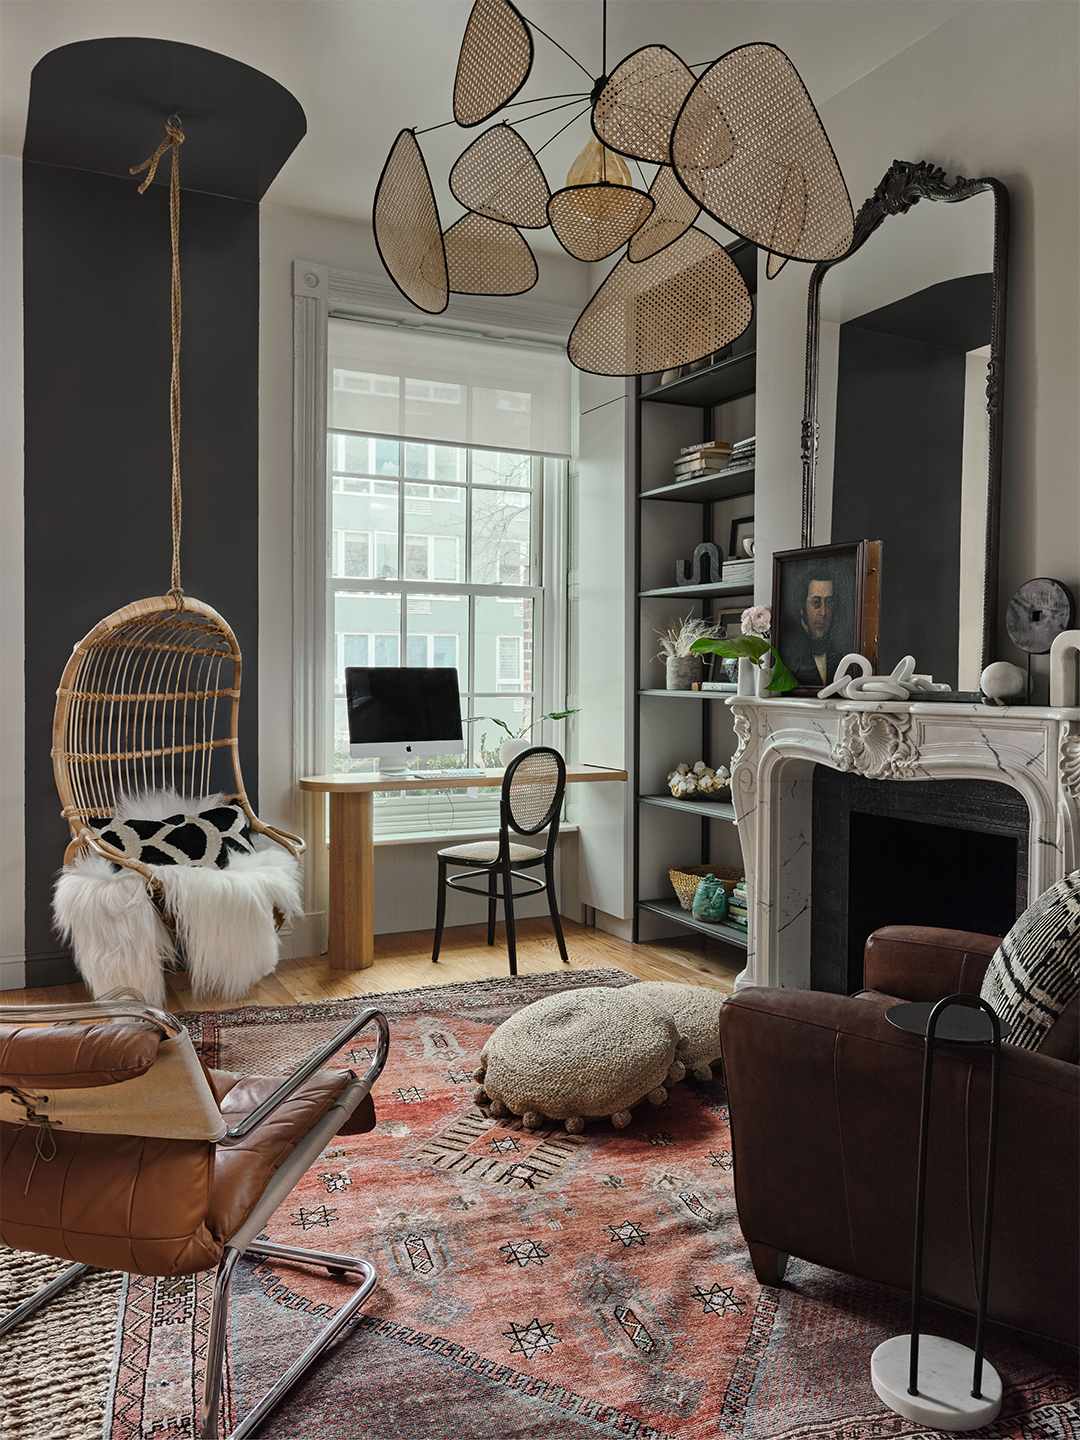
[23,160,259,985]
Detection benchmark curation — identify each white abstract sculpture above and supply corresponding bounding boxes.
[1050,630,1080,708]
[818,654,951,701]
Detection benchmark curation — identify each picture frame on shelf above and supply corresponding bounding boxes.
[771,540,881,696]
[728,515,755,561]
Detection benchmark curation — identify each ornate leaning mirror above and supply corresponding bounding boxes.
[802,160,1009,692]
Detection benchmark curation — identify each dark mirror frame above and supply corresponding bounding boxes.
[801,159,1009,674]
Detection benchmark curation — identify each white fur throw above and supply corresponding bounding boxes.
[52,792,302,1008]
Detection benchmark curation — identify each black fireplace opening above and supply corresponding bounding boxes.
[811,772,1028,994]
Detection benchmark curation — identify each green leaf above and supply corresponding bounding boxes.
[765,649,799,693]
[689,635,770,664]
[541,709,580,722]
[462,715,514,737]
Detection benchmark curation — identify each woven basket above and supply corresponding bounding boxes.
[669,864,745,912]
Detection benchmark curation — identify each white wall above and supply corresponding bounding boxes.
[755,1,1080,695]
[0,154,25,988]
[258,203,589,951]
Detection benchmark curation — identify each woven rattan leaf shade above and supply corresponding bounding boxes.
[568,227,753,377]
[443,212,538,295]
[548,184,654,262]
[449,124,550,228]
[454,0,534,128]
[628,165,699,262]
[374,130,448,314]
[592,45,695,164]
[766,252,789,278]
[670,43,853,263]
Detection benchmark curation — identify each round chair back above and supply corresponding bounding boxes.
[502,747,566,837]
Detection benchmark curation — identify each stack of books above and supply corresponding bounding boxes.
[728,880,748,930]
[726,435,756,472]
[672,440,733,483]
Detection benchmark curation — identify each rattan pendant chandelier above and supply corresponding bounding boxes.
[372,0,854,376]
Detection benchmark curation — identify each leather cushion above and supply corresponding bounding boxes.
[0,1019,162,1089]
[0,1068,371,1278]
[863,926,997,1001]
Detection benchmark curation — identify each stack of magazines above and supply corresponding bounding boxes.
[672,440,733,483]
[726,435,756,471]
[728,879,749,929]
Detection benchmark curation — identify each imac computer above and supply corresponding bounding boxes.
[345,666,464,775]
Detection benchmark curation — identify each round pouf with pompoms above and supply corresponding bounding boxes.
[473,986,685,1132]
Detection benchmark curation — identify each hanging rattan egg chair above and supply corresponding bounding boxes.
[52,594,303,894]
[49,120,302,1004]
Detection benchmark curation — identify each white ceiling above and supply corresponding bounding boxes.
[1,0,973,250]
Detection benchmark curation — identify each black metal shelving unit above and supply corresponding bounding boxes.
[631,239,756,956]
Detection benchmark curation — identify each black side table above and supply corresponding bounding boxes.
[870,994,1010,1431]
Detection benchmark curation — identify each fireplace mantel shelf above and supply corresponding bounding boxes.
[727,696,1080,992]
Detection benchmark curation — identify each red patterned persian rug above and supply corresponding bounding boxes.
[102,971,1077,1440]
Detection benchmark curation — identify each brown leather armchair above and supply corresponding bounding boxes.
[0,992,389,1439]
[719,927,1079,1348]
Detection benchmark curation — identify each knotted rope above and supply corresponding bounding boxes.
[131,118,185,607]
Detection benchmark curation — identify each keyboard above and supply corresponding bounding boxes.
[404,768,492,779]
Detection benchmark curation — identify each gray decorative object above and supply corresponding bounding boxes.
[1005,578,1076,655]
[676,542,722,587]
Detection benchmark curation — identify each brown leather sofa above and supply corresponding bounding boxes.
[719,926,1079,1348]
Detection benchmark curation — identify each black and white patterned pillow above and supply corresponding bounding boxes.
[89,804,255,869]
[981,870,1080,1051]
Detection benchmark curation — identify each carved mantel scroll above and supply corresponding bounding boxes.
[728,696,1080,993]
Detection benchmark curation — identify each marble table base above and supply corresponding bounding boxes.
[871,1335,1002,1431]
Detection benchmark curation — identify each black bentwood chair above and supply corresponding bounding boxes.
[431,747,568,976]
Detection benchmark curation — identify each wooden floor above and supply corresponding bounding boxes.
[0,919,743,1011]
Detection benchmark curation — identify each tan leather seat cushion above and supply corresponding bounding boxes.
[0,1068,373,1278]
[0,1019,162,1089]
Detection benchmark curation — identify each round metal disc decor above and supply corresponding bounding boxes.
[627,165,700,262]
[1006,578,1077,654]
[453,0,533,129]
[670,43,853,263]
[568,226,753,377]
[449,123,550,228]
[592,45,696,165]
[442,212,538,295]
[548,183,654,262]
[373,129,448,314]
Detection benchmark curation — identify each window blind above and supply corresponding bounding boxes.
[329,317,572,458]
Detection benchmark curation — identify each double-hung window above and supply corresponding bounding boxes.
[326,318,571,838]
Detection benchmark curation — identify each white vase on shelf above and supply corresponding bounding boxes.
[499,738,529,767]
[737,658,756,697]
[756,664,774,698]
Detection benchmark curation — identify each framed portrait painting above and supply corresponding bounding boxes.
[770,541,881,696]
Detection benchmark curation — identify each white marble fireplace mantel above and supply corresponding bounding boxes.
[727,696,1080,992]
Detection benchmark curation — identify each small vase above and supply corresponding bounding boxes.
[499,738,529,767]
[666,655,702,690]
[736,657,756,697]
[691,875,728,923]
[756,664,774,698]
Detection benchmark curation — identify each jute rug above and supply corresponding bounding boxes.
[2,971,1076,1440]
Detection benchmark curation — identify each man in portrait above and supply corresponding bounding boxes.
[785,572,849,686]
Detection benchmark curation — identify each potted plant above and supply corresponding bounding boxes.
[463,708,580,767]
[690,606,797,696]
[655,615,724,690]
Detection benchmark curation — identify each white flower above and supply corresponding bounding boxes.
[741,605,771,638]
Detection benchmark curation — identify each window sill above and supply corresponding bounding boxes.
[373,824,579,848]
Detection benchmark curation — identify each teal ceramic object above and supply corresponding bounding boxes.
[691,875,728,923]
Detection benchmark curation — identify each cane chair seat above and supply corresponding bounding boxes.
[438,839,544,863]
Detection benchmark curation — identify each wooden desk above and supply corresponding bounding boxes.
[299,766,628,970]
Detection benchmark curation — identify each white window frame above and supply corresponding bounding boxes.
[293,262,575,933]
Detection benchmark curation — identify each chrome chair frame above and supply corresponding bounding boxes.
[431,746,568,976]
[0,996,389,1440]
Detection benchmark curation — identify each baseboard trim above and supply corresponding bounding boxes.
[0,956,27,990]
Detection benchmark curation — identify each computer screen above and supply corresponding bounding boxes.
[345,667,463,761]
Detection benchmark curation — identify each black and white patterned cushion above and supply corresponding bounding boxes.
[980,870,1080,1051]
[89,804,255,869]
